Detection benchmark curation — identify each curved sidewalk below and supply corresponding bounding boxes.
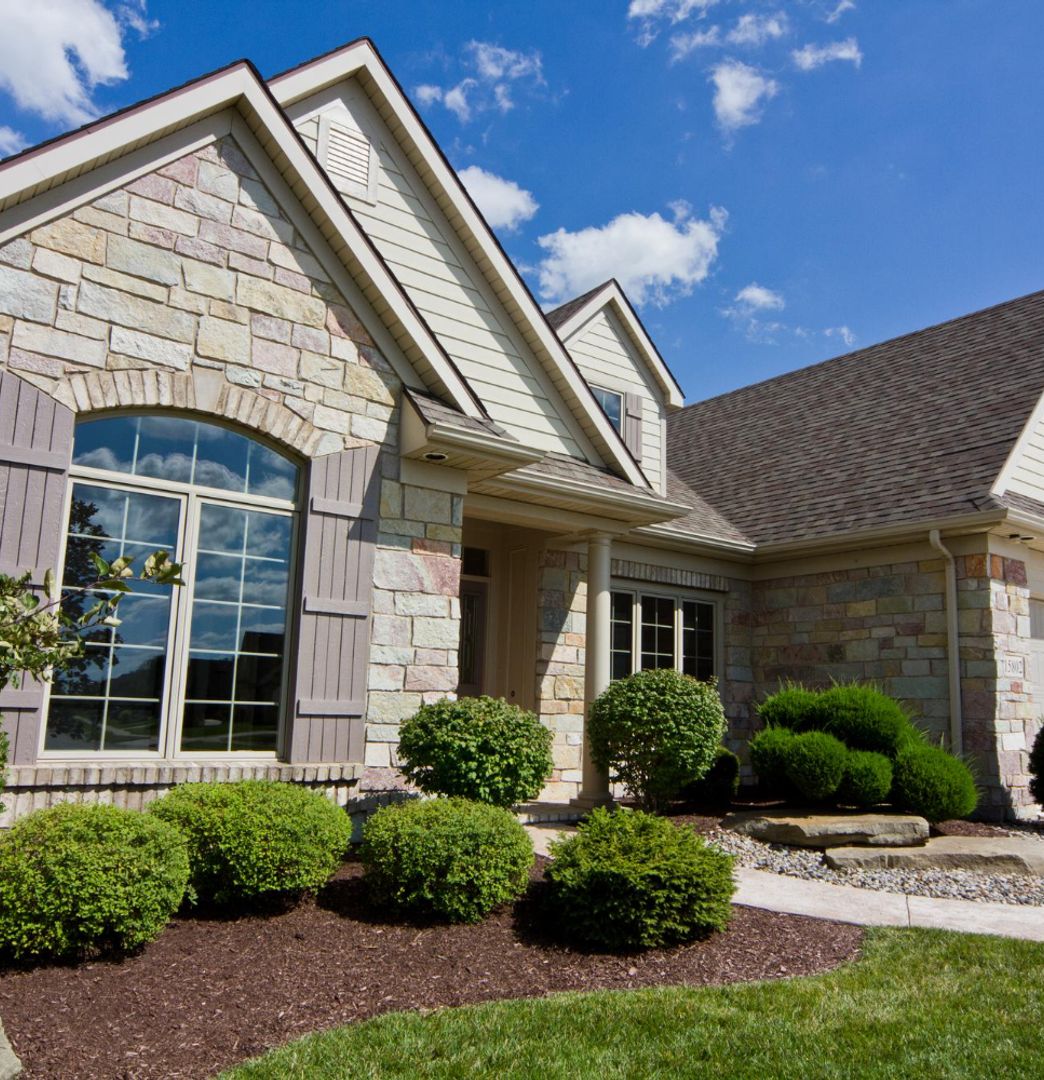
[526,825,1044,943]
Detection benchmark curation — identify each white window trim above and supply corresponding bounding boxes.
[609,583,723,681]
[39,454,301,762]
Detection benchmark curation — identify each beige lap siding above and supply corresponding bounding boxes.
[0,135,464,817]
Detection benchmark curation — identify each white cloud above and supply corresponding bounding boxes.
[414,84,443,107]
[0,0,154,128]
[0,126,27,157]
[670,27,721,62]
[629,0,719,46]
[825,1,856,24]
[537,204,727,307]
[824,324,856,347]
[727,12,788,46]
[414,40,543,124]
[458,165,539,231]
[735,283,785,311]
[710,60,779,131]
[793,37,863,71]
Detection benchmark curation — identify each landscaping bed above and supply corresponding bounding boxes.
[0,858,862,1080]
[674,809,1044,905]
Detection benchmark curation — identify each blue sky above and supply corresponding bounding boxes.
[0,1,1041,401]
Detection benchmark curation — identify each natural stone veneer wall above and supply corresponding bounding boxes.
[748,550,1038,818]
[534,546,587,802]
[0,134,461,818]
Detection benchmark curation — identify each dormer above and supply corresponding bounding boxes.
[548,280,685,496]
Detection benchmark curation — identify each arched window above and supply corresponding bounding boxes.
[43,415,300,757]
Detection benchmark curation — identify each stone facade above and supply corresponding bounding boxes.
[0,133,463,816]
[534,546,587,801]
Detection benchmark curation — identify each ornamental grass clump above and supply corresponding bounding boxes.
[148,780,352,907]
[360,797,533,924]
[892,744,978,823]
[0,803,189,960]
[748,725,798,796]
[783,731,849,802]
[397,696,553,808]
[544,808,735,950]
[838,750,894,808]
[1030,726,1044,806]
[588,669,726,810]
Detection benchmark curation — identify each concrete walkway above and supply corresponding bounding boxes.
[526,824,1044,943]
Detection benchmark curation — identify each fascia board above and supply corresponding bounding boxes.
[270,45,650,488]
[501,470,691,526]
[555,281,686,407]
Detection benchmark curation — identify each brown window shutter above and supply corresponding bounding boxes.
[623,392,643,463]
[290,443,380,763]
[0,371,74,765]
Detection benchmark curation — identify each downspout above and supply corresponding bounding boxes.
[929,529,963,755]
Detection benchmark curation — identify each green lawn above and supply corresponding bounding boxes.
[222,928,1044,1080]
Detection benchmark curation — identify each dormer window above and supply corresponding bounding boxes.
[591,386,623,433]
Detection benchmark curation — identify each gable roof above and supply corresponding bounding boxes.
[269,40,649,487]
[0,54,486,421]
[669,290,1044,548]
[548,279,686,407]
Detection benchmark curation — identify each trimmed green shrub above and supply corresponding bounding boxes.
[838,750,893,807]
[811,684,918,758]
[361,797,533,923]
[589,669,726,810]
[544,808,734,949]
[397,696,553,808]
[748,725,797,796]
[783,731,848,802]
[1030,726,1044,806]
[679,746,740,806]
[892,744,978,822]
[0,803,189,960]
[148,780,352,906]
[757,684,820,732]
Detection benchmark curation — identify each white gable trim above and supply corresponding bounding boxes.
[0,61,486,420]
[553,280,686,408]
[991,385,1044,499]
[271,41,648,487]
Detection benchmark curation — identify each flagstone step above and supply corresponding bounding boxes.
[825,834,1044,874]
[723,810,931,849]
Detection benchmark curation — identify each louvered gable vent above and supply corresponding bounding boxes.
[317,110,377,203]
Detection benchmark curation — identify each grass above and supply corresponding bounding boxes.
[222,928,1044,1079]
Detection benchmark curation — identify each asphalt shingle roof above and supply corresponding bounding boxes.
[668,290,1044,546]
[545,282,612,330]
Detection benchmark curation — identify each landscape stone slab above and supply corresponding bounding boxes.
[825,835,1044,875]
[723,811,931,849]
[0,1016,22,1079]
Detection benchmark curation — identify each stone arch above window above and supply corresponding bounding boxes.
[49,369,351,459]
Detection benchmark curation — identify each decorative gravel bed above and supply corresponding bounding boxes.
[700,822,1044,907]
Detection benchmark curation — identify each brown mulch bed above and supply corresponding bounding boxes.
[0,859,863,1080]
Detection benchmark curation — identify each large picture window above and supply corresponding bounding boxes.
[43,415,299,757]
[610,589,716,682]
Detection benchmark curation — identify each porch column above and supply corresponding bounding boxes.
[574,532,613,807]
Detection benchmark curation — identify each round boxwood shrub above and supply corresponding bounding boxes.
[892,744,978,822]
[679,745,740,806]
[544,808,734,949]
[810,684,918,758]
[589,669,726,810]
[360,797,533,923]
[757,684,820,732]
[148,780,352,906]
[837,750,893,808]
[0,803,189,960]
[1029,726,1044,806]
[783,731,848,802]
[748,725,797,796]
[397,696,553,808]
